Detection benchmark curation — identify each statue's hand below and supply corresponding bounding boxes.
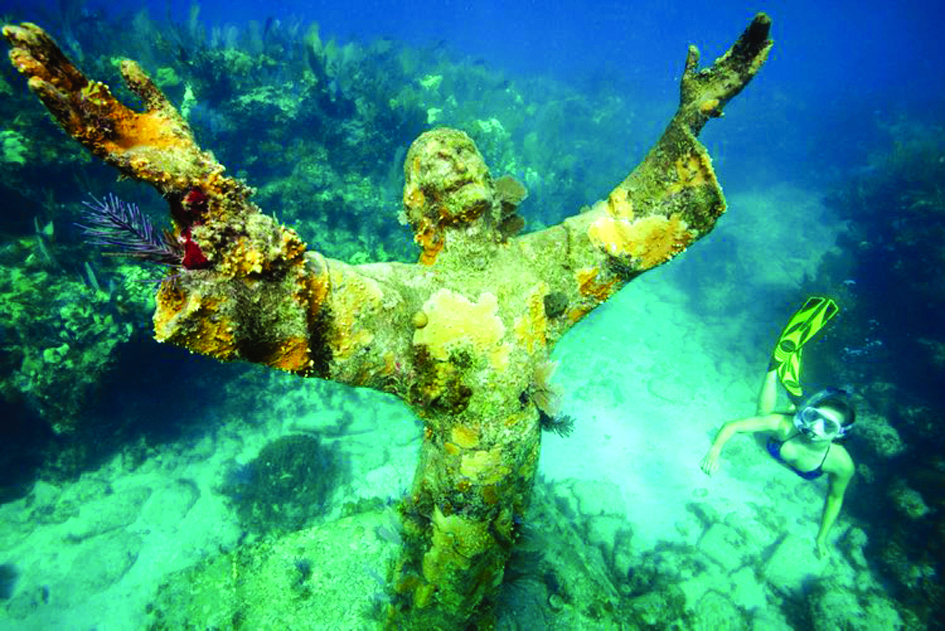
[3,22,209,191]
[676,13,773,132]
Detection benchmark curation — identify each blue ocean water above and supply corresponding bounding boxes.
[1,1,943,628]
[6,0,942,190]
[88,1,945,173]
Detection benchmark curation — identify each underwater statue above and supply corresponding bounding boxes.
[3,14,772,628]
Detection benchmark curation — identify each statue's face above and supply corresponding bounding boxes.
[403,128,493,229]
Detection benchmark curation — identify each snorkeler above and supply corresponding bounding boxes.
[700,297,856,558]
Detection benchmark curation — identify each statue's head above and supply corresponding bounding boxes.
[401,128,495,264]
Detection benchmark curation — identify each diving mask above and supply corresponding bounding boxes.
[793,388,854,440]
[795,406,842,439]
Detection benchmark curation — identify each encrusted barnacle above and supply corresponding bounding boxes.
[542,292,568,319]
[606,255,641,282]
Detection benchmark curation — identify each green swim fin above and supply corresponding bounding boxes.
[769,296,839,398]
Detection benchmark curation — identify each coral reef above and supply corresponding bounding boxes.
[798,120,945,627]
[220,434,342,536]
[3,13,771,628]
[0,236,146,434]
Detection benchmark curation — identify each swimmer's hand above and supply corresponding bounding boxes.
[700,447,721,476]
[815,538,830,560]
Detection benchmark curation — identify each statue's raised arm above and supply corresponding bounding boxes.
[3,21,424,389]
[512,13,772,344]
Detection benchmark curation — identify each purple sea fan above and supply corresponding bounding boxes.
[77,193,182,265]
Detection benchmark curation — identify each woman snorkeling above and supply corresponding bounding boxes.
[699,297,855,557]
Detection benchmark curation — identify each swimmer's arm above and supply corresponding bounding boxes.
[816,450,855,554]
[700,414,782,475]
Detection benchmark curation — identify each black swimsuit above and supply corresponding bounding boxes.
[766,432,831,480]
